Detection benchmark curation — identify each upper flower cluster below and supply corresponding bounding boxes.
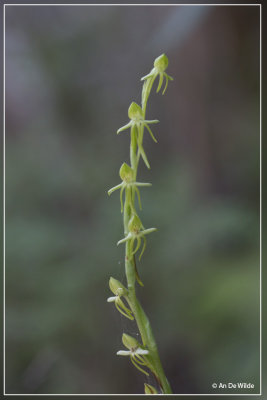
[141,53,173,95]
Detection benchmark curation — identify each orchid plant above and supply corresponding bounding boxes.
[107,54,173,394]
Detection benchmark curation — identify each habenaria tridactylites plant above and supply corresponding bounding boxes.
[107,54,173,394]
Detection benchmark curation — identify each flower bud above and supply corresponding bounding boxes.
[144,383,158,394]
[154,53,168,71]
[128,102,143,120]
[109,277,127,296]
[122,333,140,350]
[119,162,134,183]
[128,214,143,234]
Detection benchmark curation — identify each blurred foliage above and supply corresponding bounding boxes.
[5,5,260,394]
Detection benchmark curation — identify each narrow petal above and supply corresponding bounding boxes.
[134,187,142,210]
[134,354,147,365]
[162,75,169,95]
[120,186,124,213]
[139,236,146,261]
[137,141,150,169]
[165,72,174,81]
[115,300,134,320]
[135,182,152,187]
[136,348,149,355]
[107,296,116,303]
[116,297,133,316]
[108,183,123,196]
[117,350,131,356]
[145,123,157,143]
[132,236,141,255]
[117,122,132,134]
[130,356,149,376]
[143,119,159,124]
[117,233,131,246]
[141,72,155,81]
[142,227,157,236]
[156,73,164,93]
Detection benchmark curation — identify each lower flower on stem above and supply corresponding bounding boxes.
[117,333,150,376]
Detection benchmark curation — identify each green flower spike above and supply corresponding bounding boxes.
[144,383,158,394]
[107,55,173,394]
[141,54,173,95]
[117,214,157,261]
[108,162,152,212]
[117,102,159,169]
[117,333,150,376]
[107,277,134,320]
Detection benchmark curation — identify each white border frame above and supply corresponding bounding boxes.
[3,2,262,396]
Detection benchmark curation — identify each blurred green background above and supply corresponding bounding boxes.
[5,5,260,395]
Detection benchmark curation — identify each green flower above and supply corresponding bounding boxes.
[141,53,173,95]
[117,102,159,169]
[117,334,150,376]
[108,162,151,212]
[117,215,157,260]
[107,277,134,320]
[117,102,159,141]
